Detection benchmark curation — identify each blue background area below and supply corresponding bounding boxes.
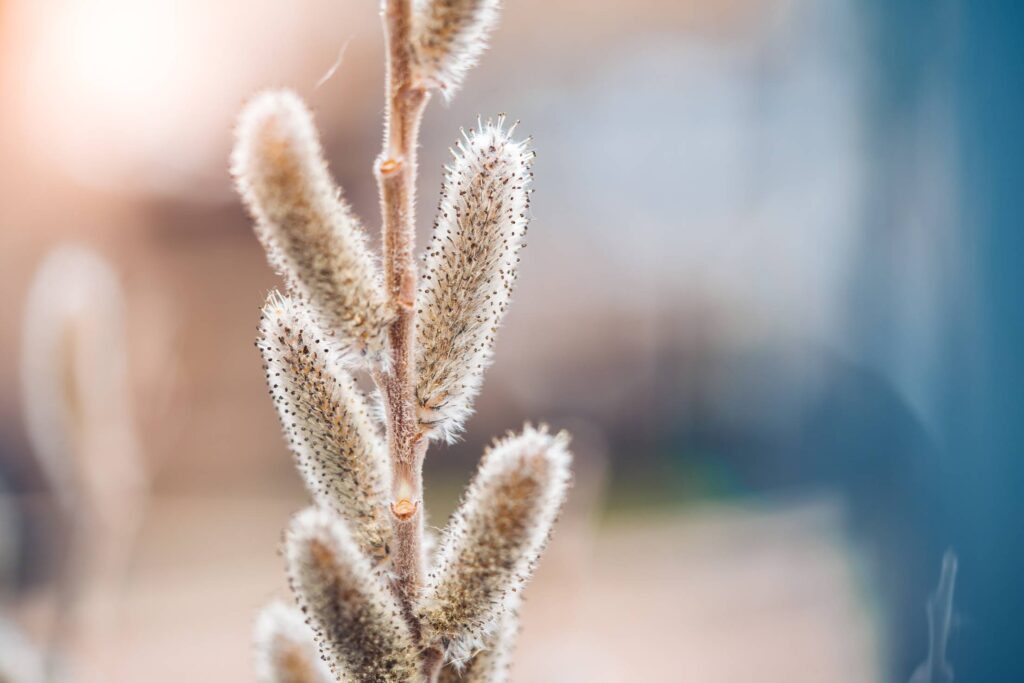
[956,2,1024,679]
[912,0,1024,678]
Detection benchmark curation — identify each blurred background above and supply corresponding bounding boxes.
[0,0,1020,681]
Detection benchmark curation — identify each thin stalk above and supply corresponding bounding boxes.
[373,0,442,679]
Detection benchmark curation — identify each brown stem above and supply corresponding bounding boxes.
[374,0,434,675]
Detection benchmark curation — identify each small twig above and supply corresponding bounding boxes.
[374,0,436,675]
[315,38,352,90]
[910,550,958,683]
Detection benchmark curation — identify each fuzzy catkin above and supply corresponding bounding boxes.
[417,426,570,662]
[411,0,500,97]
[233,91,392,360]
[254,602,333,683]
[285,508,419,683]
[258,293,392,562]
[415,117,534,441]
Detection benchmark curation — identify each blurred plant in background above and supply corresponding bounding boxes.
[9,246,148,682]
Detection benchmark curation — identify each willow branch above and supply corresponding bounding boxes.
[374,0,435,669]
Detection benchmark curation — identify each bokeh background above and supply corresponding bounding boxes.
[0,0,1021,681]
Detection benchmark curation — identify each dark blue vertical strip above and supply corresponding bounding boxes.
[954,1,1024,680]
[857,0,1024,678]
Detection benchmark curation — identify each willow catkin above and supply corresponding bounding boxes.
[417,425,570,662]
[258,292,392,562]
[416,117,534,442]
[411,0,501,97]
[233,91,392,360]
[284,508,418,683]
[254,602,333,683]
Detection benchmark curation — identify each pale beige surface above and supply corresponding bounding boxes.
[15,495,881,683]
[515,499,882,682]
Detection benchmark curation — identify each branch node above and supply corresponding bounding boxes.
[379,157,404,175]
[392,498,418,520]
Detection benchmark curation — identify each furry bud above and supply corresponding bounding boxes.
[411,0,500,97]
[285,508,419,682]
[418,425,570,662]
[416,117,533,441]
[233,90,392,360]
[258,292,392,561]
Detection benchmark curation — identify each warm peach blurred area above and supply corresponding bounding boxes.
[0,0,928,680]
[68,497,878,682]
